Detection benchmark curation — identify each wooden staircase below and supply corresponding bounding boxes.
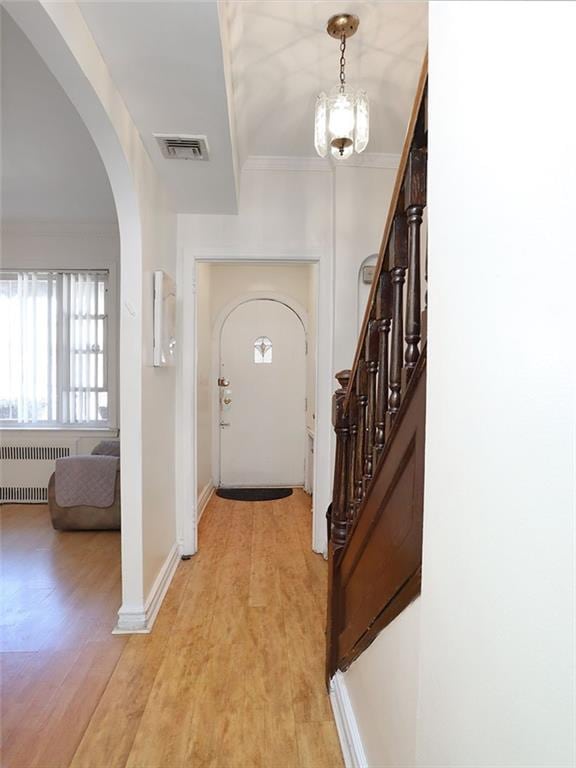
[326,56,428,680]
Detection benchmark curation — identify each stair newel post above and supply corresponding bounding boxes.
[388,212,409,425]
[374,270,393,463]
[326,370,351,686]
[354,362,368,516]
[330,370,351,549]
[405,148,427,375]
[363,320,379,493]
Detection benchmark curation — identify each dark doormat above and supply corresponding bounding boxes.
[216,487,293,502]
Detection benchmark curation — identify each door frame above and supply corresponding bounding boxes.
[177,253,334,559]
[212,293,309,489]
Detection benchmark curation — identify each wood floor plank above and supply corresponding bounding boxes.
[0,504,126,768]
[4,492,344,768]
[296,720,345,768]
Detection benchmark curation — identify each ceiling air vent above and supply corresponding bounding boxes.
[154,134,210,161]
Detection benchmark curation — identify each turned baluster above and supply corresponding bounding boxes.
[354,362,368,513]
[374,270,392,462]
[363,320,379,493]
[330,370,351,548]
[346,389,358,531]
[388,212,408,424]
[405,148,427,375]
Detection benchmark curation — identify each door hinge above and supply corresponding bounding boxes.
[305,397,308,411]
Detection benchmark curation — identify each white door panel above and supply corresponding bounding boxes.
[219,299,306,487]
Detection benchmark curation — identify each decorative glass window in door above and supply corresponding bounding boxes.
[254,336,272,364]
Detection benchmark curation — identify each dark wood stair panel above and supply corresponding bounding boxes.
[326,54,428,682]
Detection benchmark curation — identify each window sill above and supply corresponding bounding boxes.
[0,426,118,436]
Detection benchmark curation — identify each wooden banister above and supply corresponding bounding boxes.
[326,54,428,682]
[343,52,428,410]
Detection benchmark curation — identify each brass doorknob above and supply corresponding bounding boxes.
[223,397,232,405]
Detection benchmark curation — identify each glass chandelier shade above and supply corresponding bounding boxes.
[314,15,369,160]
[315,86,369,159]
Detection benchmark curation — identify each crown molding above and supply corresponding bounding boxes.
[341,152,400,170]
[1,217,119,238]
[186,246,324,263]
[243,152,400,173]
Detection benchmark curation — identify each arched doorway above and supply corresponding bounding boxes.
[4,1,166,632]
[218,298,307,487]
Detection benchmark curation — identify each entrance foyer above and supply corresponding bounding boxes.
[71,490,343,767]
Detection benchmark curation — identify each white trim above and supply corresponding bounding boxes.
[197,482,214,523]
[330,671,368,768]
[113,542,180,634]
[175,250,197,557]
[176,246,334,562]
[0,428,118,436]
[311,211,334,556]
[192,248,323,262]
[242,153,400,173]
[341,152,400,170]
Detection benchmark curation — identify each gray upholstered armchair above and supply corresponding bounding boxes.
[48,440,121,531]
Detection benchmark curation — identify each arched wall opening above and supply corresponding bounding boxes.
[4,1,178,632]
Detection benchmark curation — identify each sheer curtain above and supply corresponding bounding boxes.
[0,272,57,423]
[0,270,109,425]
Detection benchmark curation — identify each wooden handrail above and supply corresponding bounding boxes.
[344,52,428,411]
[326,53,428,682]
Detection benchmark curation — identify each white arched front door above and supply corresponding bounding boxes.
[219,299,306,487]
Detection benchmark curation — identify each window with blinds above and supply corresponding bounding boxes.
[0,270,111,426]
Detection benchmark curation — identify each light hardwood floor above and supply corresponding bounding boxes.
[1,504,126,768]
[2,490,343,768]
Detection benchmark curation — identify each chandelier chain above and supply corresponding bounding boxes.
[339,34,346,90]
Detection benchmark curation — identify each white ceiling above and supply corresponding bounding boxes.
[78,1,239,215]
[224,1,428,164]
[3,1,427,223]
[78,1,426,213]
[1,10,117,229]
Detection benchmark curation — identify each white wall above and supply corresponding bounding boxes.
[1,226,119,270]
[418,3,576,765]
[340,3,576,767]
[344,599,421,768]
[180,166,332,262]
[140,193,177,600]
[6,1,179,629]
[207,262,312,325]
[182,161,397,377]
[333,164,397,374]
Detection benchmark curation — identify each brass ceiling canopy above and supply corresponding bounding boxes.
[326,13,359,40]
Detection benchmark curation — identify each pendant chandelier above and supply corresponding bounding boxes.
[314,14,369,160]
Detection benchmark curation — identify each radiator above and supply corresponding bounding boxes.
[0,442,78,504]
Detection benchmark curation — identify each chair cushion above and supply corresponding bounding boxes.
[91,440,120,456]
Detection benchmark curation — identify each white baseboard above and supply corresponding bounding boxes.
[330,671,368,768]
[113,542,180,634]
[197,482,214,523]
